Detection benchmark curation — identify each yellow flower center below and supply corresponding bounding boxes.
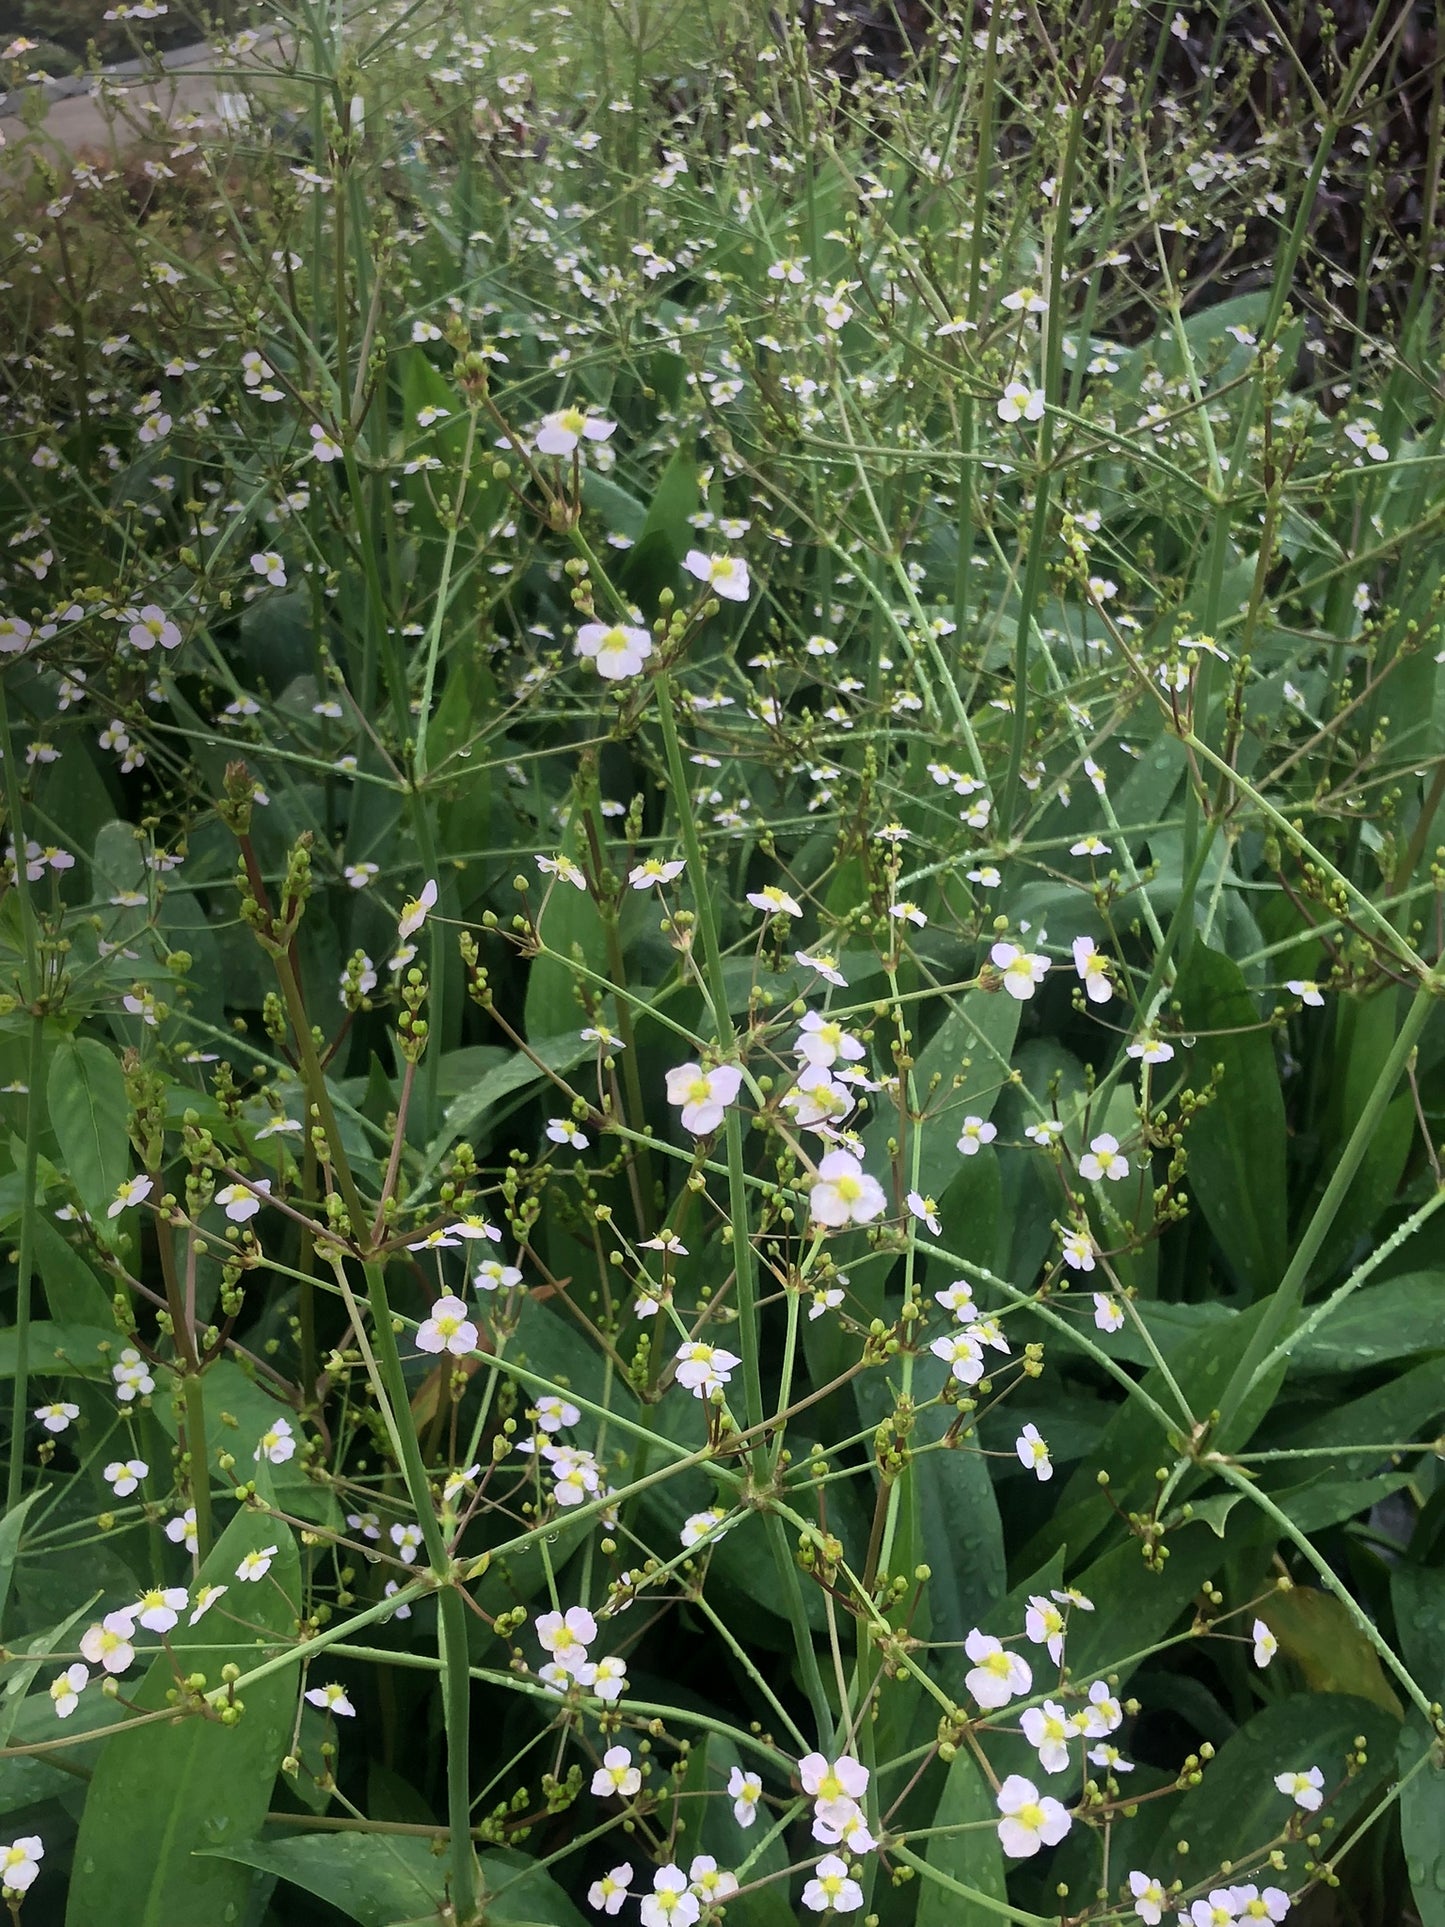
[1017,1801,1045,1829]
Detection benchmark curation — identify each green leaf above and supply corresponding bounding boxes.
[65,1502,301,1927]
[204,1835,586,1927]
[1159,1694,1398,1888]
[0,1487,45,1630]
[1254,1586,1402,1715]
[420,1033,591,1182]
[0,1321,119,1380]
[45,1032,129,1228]
[618,443,699,604]
[202,1831,444,1927]
[1175,943,1288,1296]
[1393,1567,1445,1927]
[1285,1271,1445,1373]
[915,1746,1008,1927]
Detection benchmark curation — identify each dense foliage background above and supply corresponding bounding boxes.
[2,2,1445,1923]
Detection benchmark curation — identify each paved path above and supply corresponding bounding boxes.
[0,37,282,159]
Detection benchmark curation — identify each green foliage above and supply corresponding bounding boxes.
[0,0,1443,1922]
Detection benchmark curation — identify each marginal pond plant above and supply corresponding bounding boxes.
[2,1,1445,1922]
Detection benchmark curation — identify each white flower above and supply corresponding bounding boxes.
[536,407,615,455]
[687,1855,737,1906]
[664,1062,744,1135]
[1016,1423,1053,1481]
[588,1864,633,1916]
[998,381,1046,423]
[590,1654,629,1702]
[397,878,438,939]
[390,1522,424,1564]
[575,621,652,680]
[809,1149,887,1227]
[684,550,750,601]
[0,1835,43,1895]
[133,1586,187,1632]
[1079,1133,1130,1182]
[591,1745,641,1798]
[628,856,685,888]
[1130,1871,1168,1924]
[728,1765,762,1826]
[1071,834,1112,856]
[1021,1700,1073,1773]
[127,604,182,652]
[165,1507,197,1550]
[1228,1883,1290,1922]
[681,1506,731,1550]
[747,883,802,917]
[112,1348,155,1402]
[1061,1227,1096,1271]
[34,1401,79,1434]
[1287,978,1325,1007]
[108,1175,153,1217]
[964,1629,1032,1709]
[930,1329,984,1385]
[535,1605,596,1674]
[1073,1679,1122,1737]
[799,1753,870,1832]
[255,1415,297,1464]
[990,941,1049,999]
[545,1117,589,1149]
[936,1279,977,1319]
[536,853,588,890]
[796,949,849,987]
[956,1115,997,1156]
[1274,1765,1324,1811]
[80,1611,136,1674]
[1093,1294,1125,1333]
[475,1256,523,1292]
[309,422,344,461]
[305,1681,357,1716]
[49,1663,88,1718]
[416,1295,479,1356]
[235,1545,279,1582]
[795,1012,865,1068]
[906,1190,941,1235]
[1127,1034,1175,1064]
[216,1179,270,1222]
[251,550,287,587]
[1071,936,1113,1004]
[1024,1594,1067,1664]
[781,1069,854,1130]
[189,1583,227,1624]
[802,1854,863,1913]
[674,1341,741,1399]
[996,1773,1071,1856]
[638,1866,700,1927]
[1252,1617,1278,1668]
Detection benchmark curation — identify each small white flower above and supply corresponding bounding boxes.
[627,856,685,888]
[1275,1765,1324,1810]
[591,1744,641,1799]
[1129,1870,1168,1925]
[397,878,438,939]
[34,1401,79,1434]
[1093,1293,1125,1333]
[250,550,287,587]
[728,1764,762,1826]
[991,941,1049,999]
[665,1062,744,1135]
[390,1522,424,1564]
[189,1583,227,1624]
[802,1853,863,1914]
[747,883,802,917]
[416,1295,479,1356]
[112,1348,155,1403]
[998,381,1046,424]
[535,1604,596,1674]
[108,1175,154,1218]
[1287,978,1325,1007]
[1071,936,1113,1004]
[588,1864,633,1915]
[684,550,750,601]
[545,1117,589,1149]
[965,1629,1032,1709]
[133,1586,188,1633]
[235,1545,279,1582]
[49,1663,89,1718]
[305,1681,357,1716]
[1021,1699,1073,1774]
[80,1611,136,1674]
[575,621,652,680]
[536,407,615,456]
[809,1149,887,1227]
[0,1835,43,1895]
[956,1115,997,1156]
[254,1415,297,1464]
[1079,1133,1130,1182]
[995,1773,1071,1856]
[1252,1617,1278,1668]
[674,1341,741,1399]
[216,1179,269,1223]
[1016,1423,1053,1480]
[1127,1034,1175,1064]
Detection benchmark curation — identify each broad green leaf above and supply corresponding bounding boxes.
[1175,943,1287,1296]
[205,1834,586,1927]
[0,1321,118,1380]
[1392,1567,1445,1927]
[915,1746,1007,1927]
[65,1501,301,1927]
[1255,1586,1402,1715]
[203,1831,444,1927]
[45,1032,130,1228]
[0,1486,45,1631]
[618,443,699,604]
[421,1033,592,1181]
[1285,1271,1445,1373]
[1159,1694,1398,1889]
